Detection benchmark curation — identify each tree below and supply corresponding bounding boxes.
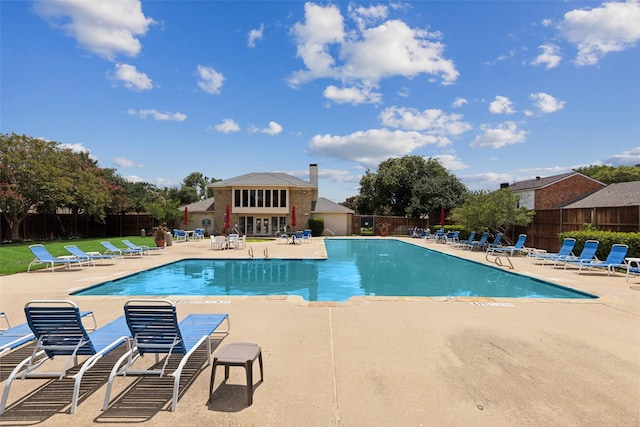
[574,164,640,184]
[356,156,467,217]
[0,133,67,240]
[182,172,220,200]
[449,188,534,243]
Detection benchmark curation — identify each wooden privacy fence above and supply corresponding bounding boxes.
[514,206,640,252]
[353,206,639,252]
[0,213,156,241]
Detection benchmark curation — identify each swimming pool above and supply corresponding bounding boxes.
[74,239,596,301]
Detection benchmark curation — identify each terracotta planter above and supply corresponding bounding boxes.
[380,230,388,236]
[155,239,166,247]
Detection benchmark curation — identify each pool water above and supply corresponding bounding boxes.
[74,239,596,301]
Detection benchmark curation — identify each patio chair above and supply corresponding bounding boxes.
[227,233,240,249]
[466,232,490,250]
[554,240,599,269]
[454,231,476,249]
[529,238,576,265]
[64,244,122,264]
[192,228,205,239]
[122,239,163,254]
[236,234,247,249]
[102,299,230,412]
[27,244,92,272]
[302,229,312,243]
[101,241,144,257]
[211,235,227,250]
[485,233,503,250]
[487,234,527,256]
[575,244,629,275]
[0,309,96,358]
[0,300,129,415]
[444,230,459,244]
[173,229,187,242]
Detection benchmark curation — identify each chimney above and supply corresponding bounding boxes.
[536,176,541,180]
[500,183,509,189]
[309,163,318,202]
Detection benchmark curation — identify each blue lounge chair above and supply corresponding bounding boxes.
[467,232,490,250]
[192,228,205,239]
[101,241,144,257]
[122,239,163,254]
[575,244,629,275]
[103,299,230,412]
[556,240,599,269]
[529,238,576,265]
[0,301,129,415]
[487,234,527,256]
[302,229,312,243]
[27,244,91,272]
[64,244,121,264]
[486,233,503,250]
[0,310,96,357]
[454,231,476,248]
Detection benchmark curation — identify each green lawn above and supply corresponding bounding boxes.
[0,237,157,275]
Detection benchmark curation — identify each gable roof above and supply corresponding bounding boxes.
[312,197,354,214]
[508,172,577,191]
[562,181,640,208]
[180,197,215,212]
[208,172,314,188]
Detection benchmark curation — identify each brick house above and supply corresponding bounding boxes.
[206,164,353,236]
[506,172,606,209]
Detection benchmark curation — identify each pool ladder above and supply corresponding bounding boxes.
[485,250,514,270]
[248,247,269,259]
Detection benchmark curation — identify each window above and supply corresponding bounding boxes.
[234,188,288,208]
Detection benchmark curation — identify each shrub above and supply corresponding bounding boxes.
[308,217,324,236]
[558,230,640,259]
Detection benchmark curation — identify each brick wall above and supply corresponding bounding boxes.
[535,175,605,209]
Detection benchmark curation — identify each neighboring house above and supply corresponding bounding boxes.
[179,197,215,235]
[505,172,606,209]
[206,164,354,236]
[561,181,640,208]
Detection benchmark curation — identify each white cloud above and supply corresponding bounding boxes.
[323,85,382,104]
[213,119,240,133]
[530,44,562,69]
[33,0,155,61]
[529,92,566,114]
[379,106,471,145]
[197,65,225,94]
[248,24,264,48]
[58,142,98,161]
[112,63,152,91]
[432,154,468,171]
[452,97,468,108]
[127,108,187,121]
[308,128,439,167]
[113,157,142,167]
[348,3,388,32]
[260,121,283,136]
[603,145,640,166]
[288,2,458,99]
[470,121,527,149]
[558,0,640,65]
[489,96,516,114]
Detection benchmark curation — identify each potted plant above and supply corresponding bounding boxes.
[379,222,390,236]
[152,224,169,247]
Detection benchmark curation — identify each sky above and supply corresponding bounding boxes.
[2,1,639,203]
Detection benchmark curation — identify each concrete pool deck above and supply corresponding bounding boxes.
[0,236,638,426]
